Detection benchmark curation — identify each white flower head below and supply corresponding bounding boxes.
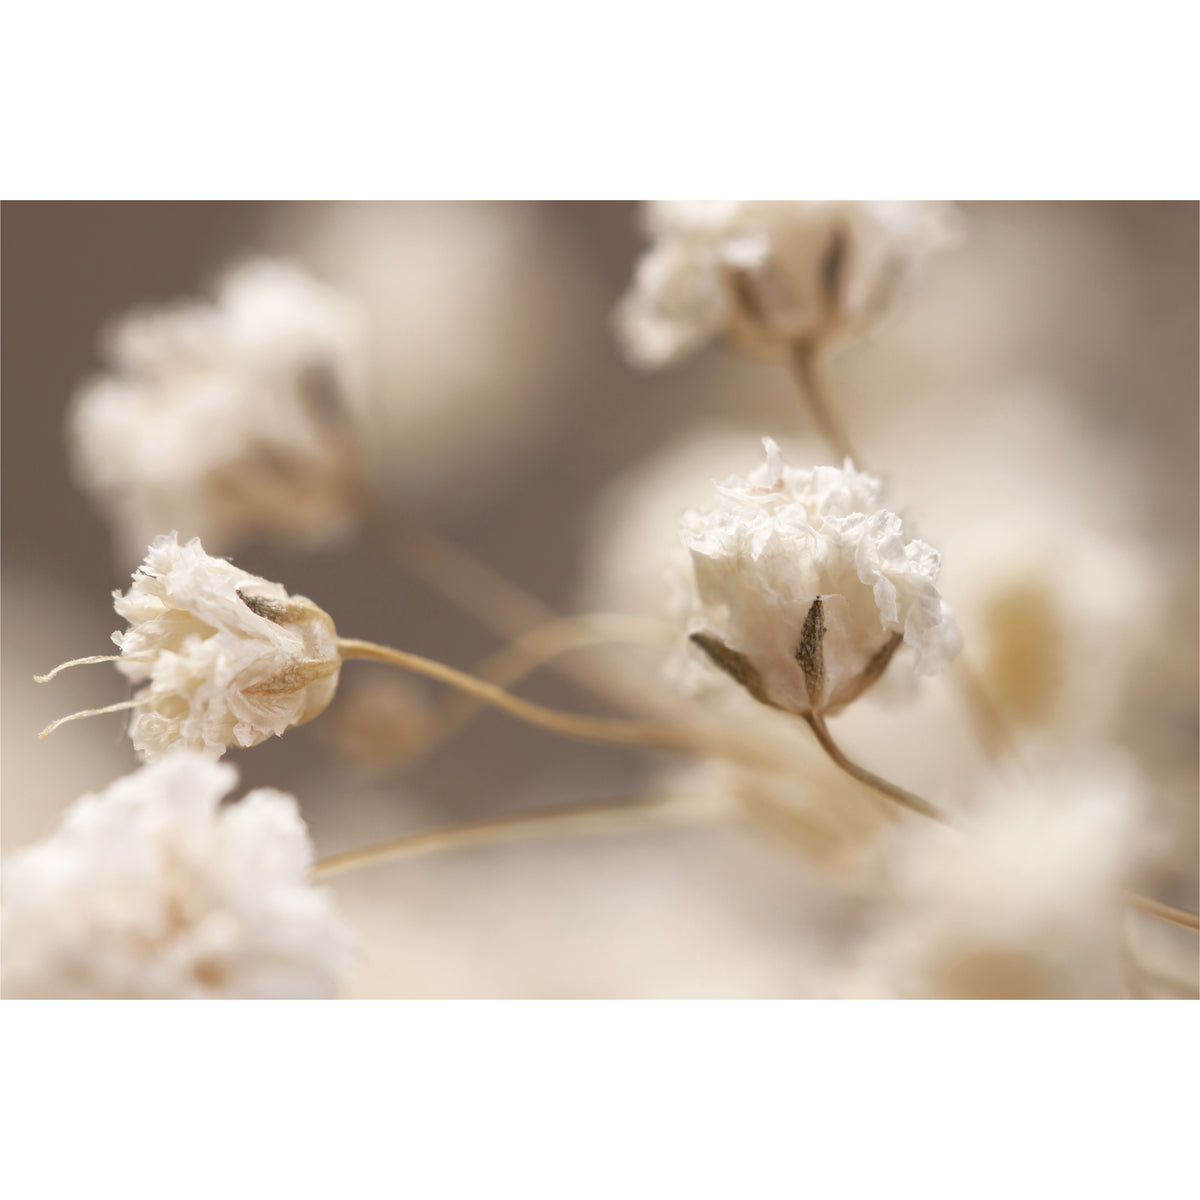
[678,438,960,715]
[614,201,961,368]
[69,258,369,562]
[113,533,340,759]
[1,753,354,999]
[844,761,1154,998]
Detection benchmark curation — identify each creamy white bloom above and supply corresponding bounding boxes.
[678,439,960,714]
[261,202,600,515]
[113,533,340,759]
[1,753,354,999]
[843,762,1152,998]
[615,201,961,368]
[69,258,369,561]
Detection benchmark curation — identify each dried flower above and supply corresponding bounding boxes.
[614,201,961,368]
[113,533,340,759]
[678,438,959,715]
[1,753,354,999]
[68,258,369,561]
[842,762,1153,998]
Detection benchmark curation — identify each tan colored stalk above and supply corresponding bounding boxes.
[311,793,693,880]
[336,636,762,765]
[803,710,948,824]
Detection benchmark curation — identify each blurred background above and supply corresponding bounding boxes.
[2,201,1196,996]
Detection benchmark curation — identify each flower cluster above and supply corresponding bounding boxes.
[678,438,960,715]
[1,753,354,999]
[614,201,961,368]
[69,258,369,561]
[113,533,341,759]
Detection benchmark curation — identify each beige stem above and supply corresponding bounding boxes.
[311,793,691,880]
[1126,891,1200,932]
[790,343,857,466]
[406,613,676,760]
[336,636,733,759]
[803,710,947,823]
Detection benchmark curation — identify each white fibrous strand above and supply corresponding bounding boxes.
[68,258,369,561]
[614,201,961,368]
[677,438,960,715]
[0,753,354,999]
[112,533,341,759]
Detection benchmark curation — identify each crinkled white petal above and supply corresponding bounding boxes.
[113,533,340,758]
[68,258,369,561]
[614,201,962,367]
[1,753,355,999]
[677,438,959,712]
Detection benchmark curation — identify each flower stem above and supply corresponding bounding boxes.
[311,793,690,880]
[336,636,715,758]
[357,489,553,637]
[404,612,676,760]
[803,710,947,823]
[790,343,858,466]
[1126,891,1200,932]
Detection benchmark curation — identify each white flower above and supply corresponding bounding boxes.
[68,258,369,561]
[260,202,597,516]
[614,201,961,368]
[113,533,340,759]
[1,753,354,999]
[842,761,1152,998]
[678,438,960,714]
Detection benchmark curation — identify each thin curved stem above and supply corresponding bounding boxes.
[790,343,858,466]
[1126,891,1200,932]
[311,793,689,881]
[356,488,691,722]
[336,636,713,758]
[803,710,947,824]
[405,613,676,760]
[357,489,553,638]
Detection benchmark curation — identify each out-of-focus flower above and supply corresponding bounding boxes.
[113,533,340,759]
[261,202,600,513]
[678,438,959,715]
[614,201,961,368]
[1,753,354,999]
[69,258,369,561]
[842,761,1153,998]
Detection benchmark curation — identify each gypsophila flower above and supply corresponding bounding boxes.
[840,761,1153,998]
[678,438,960,715]
[614,201,961,368]
[113,533,340,759]
[68,258,369,561]
[0,753,354,999]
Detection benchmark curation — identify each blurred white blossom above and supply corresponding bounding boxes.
[1,753,353,999]
[614,201,961,368]
[678,438,960,715]
[69,258,369,561]
[842,761,1153,998]
[263,202,599,512]
[113,533,340,759]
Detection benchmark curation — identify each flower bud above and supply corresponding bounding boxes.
[113,533,341,758]
[678,439,960,715]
